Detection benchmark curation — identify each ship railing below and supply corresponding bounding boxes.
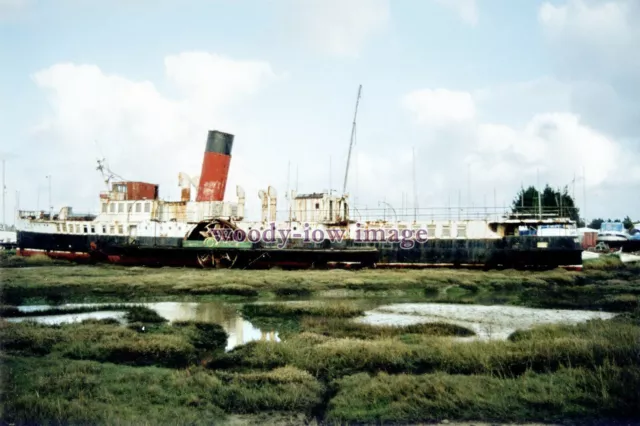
[18,210,49,220]
[268,206,579,224]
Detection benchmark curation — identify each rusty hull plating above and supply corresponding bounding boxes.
[196,130,234,202]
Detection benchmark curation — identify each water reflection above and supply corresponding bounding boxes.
[141,302,280,351]
[10,302,279,351]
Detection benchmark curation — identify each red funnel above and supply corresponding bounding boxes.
[196,130,234,202]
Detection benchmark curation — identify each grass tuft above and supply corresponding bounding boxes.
[241,302,364,319]
[300,317,475,339]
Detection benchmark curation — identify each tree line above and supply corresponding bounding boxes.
[511,185,636,230]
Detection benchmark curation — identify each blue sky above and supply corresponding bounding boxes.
[1,0,638,224]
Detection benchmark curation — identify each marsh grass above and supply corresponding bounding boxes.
[241,302,364,319]
[172,321,228,350]
[3,263,640,309]
[211,318,640,381]
[0,251,69,268]
[326,364,640,424]
[3,262,640,424]
[0,317,229,368]
[189,284,259,297]
[124,305,167,323]
[299,317,475,339]
[0,355,323,425]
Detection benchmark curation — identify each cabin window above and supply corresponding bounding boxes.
[427,224,436,238]
[109,203,115,213]
[90,226,95,233]
[62,223,67,232]
[457,224,467,238]
[83,225,88,233]
[118,203,124,213]
[56,224,61,232]
[442,225,451,238]
[67,224,72,234]
[102,203,107,213]
[109,225,115,234]
[118,225,124,234]
[102,225,107,233]
[76,224,81,233]
[144,202,151,213]
[315,203,320,209]
[135,203,141,213]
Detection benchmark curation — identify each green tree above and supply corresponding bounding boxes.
[512,184,583,225]
[588,218,604,230]
[623,216,634,230]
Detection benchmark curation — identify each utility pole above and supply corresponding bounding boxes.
[2,159,5,230]
[412,147,417,222]
[493,188,497,219]
[537,168,541,219]
[329,156,332,196]
[582,166,587,224]
[15,190,19,226]
[46,175,52,217]
[467,163,471,209]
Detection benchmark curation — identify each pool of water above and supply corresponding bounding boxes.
[8,300,618,345]
[354,303,617,340]
[9,302,279,351]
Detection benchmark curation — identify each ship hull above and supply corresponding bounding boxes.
[16,230,582,270]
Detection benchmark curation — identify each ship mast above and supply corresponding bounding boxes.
[342,84,362,196]
[96,158,125,190]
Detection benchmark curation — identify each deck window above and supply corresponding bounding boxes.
[109,203,115,213]
[102,225,107,233]
[144,202,151,213]
[62,223,67,232]
[457,224,467,238]
[90,226,95,233]
[118,203,124,213]
[102,203,107,213]
[118,225,124,234]
[83,225,88,233]
[67,224,72,234]
[427,224,436,238]
[109,225,115,234]
[56,224,61,232]
[135,203,141,213]
[442,225,451,238]
[76,224,81,233]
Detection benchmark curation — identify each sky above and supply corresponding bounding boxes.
[0,0,639,224]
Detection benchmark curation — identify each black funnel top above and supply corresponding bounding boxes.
[205,130,234,155]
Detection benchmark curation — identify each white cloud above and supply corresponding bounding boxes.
[434,0,478,25]
[164,52,276,109]
[539,0,640,78]
[291,0,390,57]
[27,53,279,216]
[403,86,638,219]
[403,89,475,127]
[0,0,28,18]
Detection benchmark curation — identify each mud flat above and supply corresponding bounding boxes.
[356,303,617,340]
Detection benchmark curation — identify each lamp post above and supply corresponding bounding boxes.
[45,175,52,217]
